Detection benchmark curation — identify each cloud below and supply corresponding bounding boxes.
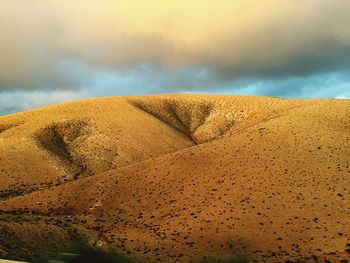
[1,64,349,116]
[0,0,350,99]
[0,89,89,116]
[222,72,350,98]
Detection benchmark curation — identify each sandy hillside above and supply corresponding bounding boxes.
[0,95,349,262]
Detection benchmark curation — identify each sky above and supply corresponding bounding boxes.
[1,0,350,115]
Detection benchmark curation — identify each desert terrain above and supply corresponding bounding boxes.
[0,95,349,262]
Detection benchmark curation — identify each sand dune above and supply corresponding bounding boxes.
[0,95,349,262]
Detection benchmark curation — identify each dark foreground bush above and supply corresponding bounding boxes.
[48,241,129,263]
[47,238,249,263]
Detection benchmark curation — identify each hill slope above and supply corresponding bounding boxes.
[0,95,349,262]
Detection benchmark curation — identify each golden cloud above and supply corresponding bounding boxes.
[1,0,350,89]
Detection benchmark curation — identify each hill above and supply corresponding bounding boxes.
[0,95,349,262]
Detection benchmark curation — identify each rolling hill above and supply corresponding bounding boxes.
[0,95,349,262]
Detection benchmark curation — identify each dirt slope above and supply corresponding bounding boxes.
[0,95,349,262]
